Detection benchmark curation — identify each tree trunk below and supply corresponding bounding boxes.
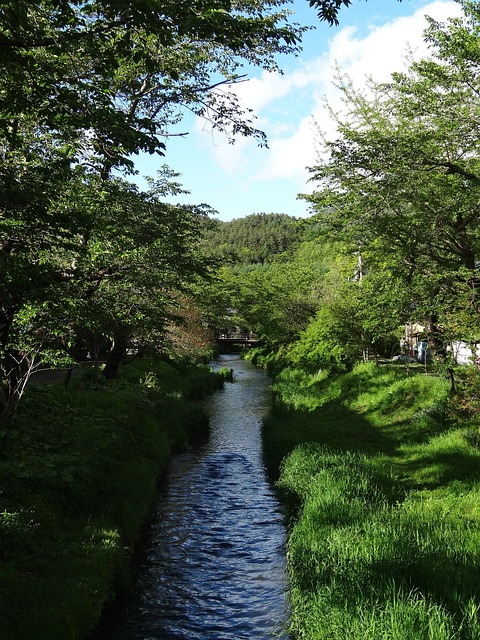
[103,333,127,380]
[427,313,456,395]
[0,347,32,422]
[0,305,18,421]
[446,367,456,395]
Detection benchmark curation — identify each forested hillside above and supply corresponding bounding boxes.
[199,212,301,265]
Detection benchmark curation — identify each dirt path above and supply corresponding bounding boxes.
[29,363,100,385]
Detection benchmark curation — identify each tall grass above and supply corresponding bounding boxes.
[0,356,222,640]
[265,362,480,639]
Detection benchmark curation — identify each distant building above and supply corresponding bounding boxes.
[402,322,479,365]
[448,341,480,366]
[402,322,425,357]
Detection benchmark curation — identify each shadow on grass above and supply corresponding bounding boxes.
[398,446,480,489]
[265,365,480,639]
[264,399,480,491]
[0,523,126,640]
[263,398,399,481]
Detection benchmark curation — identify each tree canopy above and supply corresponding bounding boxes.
[308,0,403,25]
[204,1,479,377]
[1,0,473,420]
[0,0,308,420]
[301,0,480,362]
[199,212,301,265]
[0,0,305,174]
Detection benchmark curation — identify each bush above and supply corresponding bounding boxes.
[0,356,223,640]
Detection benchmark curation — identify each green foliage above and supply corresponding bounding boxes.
[199,212,302,265]
[0,1,305,165]
[309,1,403,26]
[0,166,214,415]
[217,366,234,383]
[285,305,357,374]
[209,241,334,345]
[450,365,480,421]
[117,354,225,399]
[0,357,221,639]
[0,0,309,418]
[197,4,479,379]
[302,1,480,363]
[282,303,413,394]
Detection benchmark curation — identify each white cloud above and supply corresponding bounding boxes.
[230,63,322,113]
[192,61,323,175]
[256,116,317,181]
[326,1,462,86]
[196,0,462,186]
[263,0,462,182]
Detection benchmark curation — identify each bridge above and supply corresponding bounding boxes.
[216,331,260,347]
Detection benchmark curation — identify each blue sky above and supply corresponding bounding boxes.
[132,0,462,221]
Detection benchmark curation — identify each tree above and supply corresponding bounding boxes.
[302,0,480,364]
[199,212,301,265]
[0,1,307,419]
[0,168,213,417]
[75,177,213,379]
[218,238,332,347]
[282,245,408,374]
[165,294,217,363]
[0,1,305,173]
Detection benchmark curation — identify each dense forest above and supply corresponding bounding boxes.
[199,0,480,383]
[199,212,302,265]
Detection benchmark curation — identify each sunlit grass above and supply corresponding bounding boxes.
[265,362,480,639]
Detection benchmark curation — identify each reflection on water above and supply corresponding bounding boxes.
[111,354,288,639]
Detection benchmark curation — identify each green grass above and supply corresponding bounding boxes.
[0,356,225,640]
[264,362,480,640]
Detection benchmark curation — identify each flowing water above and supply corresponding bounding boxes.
[110,354,288,639]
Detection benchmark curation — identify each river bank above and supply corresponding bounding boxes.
[0,356,230,640]
[262,361,480,639]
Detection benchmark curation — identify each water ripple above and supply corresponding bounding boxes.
[111,355,288,640]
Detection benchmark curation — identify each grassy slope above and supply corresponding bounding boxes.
[0,357,227,640]
[263,362,480,640]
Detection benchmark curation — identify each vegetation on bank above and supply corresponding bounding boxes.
[0,356,230,640]
[202,2,479,387]
[262,362,480,639]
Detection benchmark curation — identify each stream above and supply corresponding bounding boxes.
[110,354,289,639]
